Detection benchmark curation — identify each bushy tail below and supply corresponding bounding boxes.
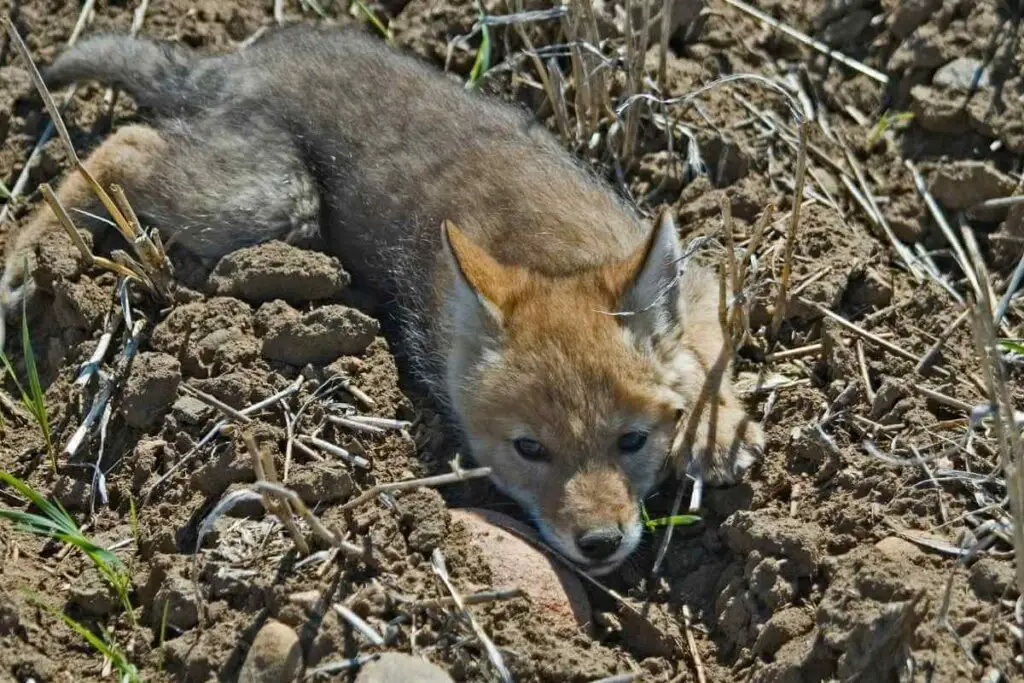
[43,34,198,113]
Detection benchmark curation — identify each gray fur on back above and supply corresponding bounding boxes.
[43,23,644,392]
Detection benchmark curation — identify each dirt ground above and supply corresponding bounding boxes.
[0,0,1022,681]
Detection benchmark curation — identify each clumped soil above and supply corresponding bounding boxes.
[0,0,1022,681]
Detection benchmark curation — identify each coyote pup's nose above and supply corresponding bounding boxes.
[576,526,624,561]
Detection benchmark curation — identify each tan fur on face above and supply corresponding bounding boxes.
[443,220,687,568]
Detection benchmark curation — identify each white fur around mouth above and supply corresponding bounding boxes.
[533,516,644,576]
[582,558,625,576]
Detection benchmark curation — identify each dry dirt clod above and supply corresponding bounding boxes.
[151,570,202,632]
[929,161,1016,211]
[909,85,970,134]
[287,465,354,504]
[874,536,925,563]
[238,619,303,683]
[721,510,822,578]
[256,300,379,365]
[883,0,941,39]
[399,488,450,553]
[69,569,119,617]
[209,240,350,304]
[969,558,1019,601]
[752,606,814,657]
[354,652,454,683]
[121,351,182,429]
[450,508,592,630]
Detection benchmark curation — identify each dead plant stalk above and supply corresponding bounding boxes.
[770,120,809,339]
[960,229,1024,597]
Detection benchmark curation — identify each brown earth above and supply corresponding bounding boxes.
[0,0,1022,682]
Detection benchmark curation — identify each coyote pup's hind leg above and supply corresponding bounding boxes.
[0,124,168,313]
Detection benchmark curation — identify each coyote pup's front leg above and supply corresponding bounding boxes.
[659,265,764,486]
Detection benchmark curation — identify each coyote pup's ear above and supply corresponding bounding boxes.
[441,220,510,332]
[615,208,683,339]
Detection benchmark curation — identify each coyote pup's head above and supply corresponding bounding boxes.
[441,212,756,574]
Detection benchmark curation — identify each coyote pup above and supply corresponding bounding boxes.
[2,23,762,574]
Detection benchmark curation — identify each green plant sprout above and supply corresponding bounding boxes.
[466,0,492,89]
[0,287,54,469]
[999,339,1024,355]
[866,110,914,146]
[640,501,701,531]
[0,471,135,624]
[350,0,393,43]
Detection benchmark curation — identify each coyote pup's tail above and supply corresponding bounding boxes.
[44,34,200,114]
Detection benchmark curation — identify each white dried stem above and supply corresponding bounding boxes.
[342,466,492,511]
[299,435,370,468]
[430,548,512,683]
[333,604,385,646]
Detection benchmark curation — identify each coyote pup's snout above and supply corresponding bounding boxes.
[442,213,762,572]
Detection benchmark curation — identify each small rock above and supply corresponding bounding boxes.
[888,24,947,71]
[933,57,990,90]
[238,620,303,683]
[987,203,1024,270]
[451,508,592,629]
[194,326,260,372]
[967,89,1024,154]
[287,466,354,505]
[930,161,1016,210]
[209,564,259,601]
[748,556,794,611]
[355,652,453,683]
[969,558,1018,601]
[875,536,925,562]
[121,352,182,429]
[257,300,380,365]
[209,241,350,304]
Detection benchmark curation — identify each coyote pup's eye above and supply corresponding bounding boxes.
[617,431,648,453]
[513,437,548,462]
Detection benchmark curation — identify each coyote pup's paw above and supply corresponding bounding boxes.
[0,247,38,322]
[676,383,764,487]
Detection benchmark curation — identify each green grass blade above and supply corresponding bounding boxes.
[351,0,392,42]
[999,339,1024,355]
[0,470,123,569]
[26,592,141,683]
[19,289,53,461]
[466,25,491,88]
[643,513,702,529]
